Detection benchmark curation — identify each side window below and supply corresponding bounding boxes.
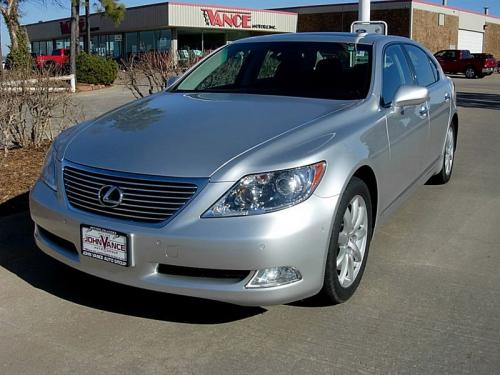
[382,45,414,106]
[429,58,440,81]
[404,45,438,87]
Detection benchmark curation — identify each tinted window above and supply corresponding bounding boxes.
[382,45,414,106]
[435,50,456,60]
[175,42,373,100]
[404,45,438,87]
[51,49,61,56]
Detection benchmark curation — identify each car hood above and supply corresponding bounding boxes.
[64,92,353,178]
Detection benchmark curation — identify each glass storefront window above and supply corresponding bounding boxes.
[125,32,139,56]
[155,30,171,52]
[32,42,40,55]
[139,31,155,53]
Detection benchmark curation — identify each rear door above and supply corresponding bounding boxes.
[403,44,451,171]
[381,44,428,204]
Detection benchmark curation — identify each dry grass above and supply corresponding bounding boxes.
[0,143,50,205]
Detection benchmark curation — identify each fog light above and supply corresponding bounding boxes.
[246,266,302,288]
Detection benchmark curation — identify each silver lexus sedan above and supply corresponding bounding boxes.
[30,33,458,306]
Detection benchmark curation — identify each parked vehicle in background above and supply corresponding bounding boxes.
[472,53,497,76]
[434,49,491,78]
[31,33,458,306]
[35,48,70,71]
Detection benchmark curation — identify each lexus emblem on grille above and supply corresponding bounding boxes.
[98,185,124,208]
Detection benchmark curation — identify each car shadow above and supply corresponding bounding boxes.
[457,92,500,110]
[0,197,266,324]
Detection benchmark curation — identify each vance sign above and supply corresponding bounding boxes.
[202,9,252,29]
[168,3,297,33]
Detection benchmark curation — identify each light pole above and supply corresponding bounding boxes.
[359,0,371,22]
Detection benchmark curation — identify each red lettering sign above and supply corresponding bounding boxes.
[202,9,252,29]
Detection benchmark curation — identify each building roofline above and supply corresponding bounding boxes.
[275,0,499,20]
[414,0,500,21]
[273,0,411,11]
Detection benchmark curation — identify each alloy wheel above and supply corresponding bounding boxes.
[444,127,455,176]
[336,195,369,288]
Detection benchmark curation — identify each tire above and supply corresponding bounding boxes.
[429,125,456,185]
[320,177,373,304]
[465,66,477,79]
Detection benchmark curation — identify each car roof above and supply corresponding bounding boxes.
[232,32,412,46]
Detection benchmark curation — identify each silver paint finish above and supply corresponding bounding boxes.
[30,32,457,306]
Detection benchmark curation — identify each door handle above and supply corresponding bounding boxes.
[419,105,428,118]
[444,93,451,102]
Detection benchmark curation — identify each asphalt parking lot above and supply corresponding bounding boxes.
[1,74,499,374]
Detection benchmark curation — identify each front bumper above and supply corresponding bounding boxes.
[30,179,338,306]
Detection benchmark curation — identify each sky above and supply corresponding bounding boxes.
[1,0,499,56]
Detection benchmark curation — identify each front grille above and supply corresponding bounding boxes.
[63,165,199,223]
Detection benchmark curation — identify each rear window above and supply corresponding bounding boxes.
[174,42,373,100]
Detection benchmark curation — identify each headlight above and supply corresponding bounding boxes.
[203,162,326,218]
[41,144,57,191]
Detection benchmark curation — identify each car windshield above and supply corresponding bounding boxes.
[173,42,372,100]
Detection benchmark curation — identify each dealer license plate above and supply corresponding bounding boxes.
[81,225,128,266]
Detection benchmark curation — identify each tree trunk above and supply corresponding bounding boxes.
[2,12,20,51]
[76,2,80,55]
[70,0,79,78]
[85,0,91,53]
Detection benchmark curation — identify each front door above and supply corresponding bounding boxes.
[381,44,429,206]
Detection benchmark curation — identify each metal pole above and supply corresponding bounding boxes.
[359,0,371,22]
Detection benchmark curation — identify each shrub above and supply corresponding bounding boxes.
[7,30,33,71]
[76,52,118,85]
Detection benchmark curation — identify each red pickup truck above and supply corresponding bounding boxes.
[35,48,70,71]
[472,53,497,76]
[434,49,494,79]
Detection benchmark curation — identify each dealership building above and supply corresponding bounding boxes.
[24,2,297,60]
[24,0,500,60]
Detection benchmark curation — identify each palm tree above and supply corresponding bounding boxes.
[84,0,125,53]
[71,0,125,77]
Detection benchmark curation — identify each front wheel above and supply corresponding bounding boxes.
[320,177,373,304]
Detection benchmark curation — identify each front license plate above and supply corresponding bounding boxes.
[81,225,128,266]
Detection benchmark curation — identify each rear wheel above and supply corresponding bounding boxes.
[465,66,477,79]
[320,177,373,304]
[430,125,456,184]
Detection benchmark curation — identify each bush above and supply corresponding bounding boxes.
[7,30,33,71]
[76,52,118,85]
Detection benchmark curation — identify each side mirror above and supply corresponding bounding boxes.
[166,76,179,88]
[393,85,429,108]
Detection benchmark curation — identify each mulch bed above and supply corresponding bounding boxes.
[0,144,50,215]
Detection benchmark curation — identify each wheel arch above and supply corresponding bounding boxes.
[451,112,459,149]
[351,165,379,230]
